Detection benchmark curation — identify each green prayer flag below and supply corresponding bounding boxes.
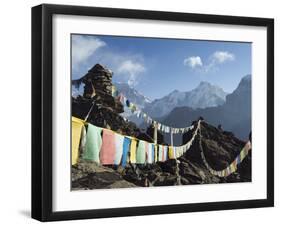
[82,124,102,163]
[136,140,146,164]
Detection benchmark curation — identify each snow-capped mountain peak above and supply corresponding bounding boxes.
[144,82,228,117]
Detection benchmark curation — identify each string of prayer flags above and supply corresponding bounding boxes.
[200,135,252,177]
[111,87,196,134]
[72,117,201,167]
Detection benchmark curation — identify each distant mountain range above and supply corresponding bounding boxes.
[114,81,228,120]
[115,74,251,140]
[144,81,228,117]
[73,69,251,140]
[114,81,227,127]
[162,74,251,140]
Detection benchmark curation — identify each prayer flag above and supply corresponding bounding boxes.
[136,140,146,164]
[72,117,85,165]
[114,133,124,165]
[121,137,131,167]
[168,146,175,159]
[129,139,137,164]
[83,123,102,163]
[100,129,116,165]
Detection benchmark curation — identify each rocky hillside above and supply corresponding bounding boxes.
[71,64,251,190]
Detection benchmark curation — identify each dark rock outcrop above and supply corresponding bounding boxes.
[72,64,146,138]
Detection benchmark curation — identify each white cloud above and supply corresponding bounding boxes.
[184,51,235,73]
[72,35,106,70]
[183,56,203,69]
[71,35,146,86]
[211,51,235,64]
[117,60,146,87]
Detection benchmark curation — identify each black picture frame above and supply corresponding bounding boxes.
[31,4,274,222]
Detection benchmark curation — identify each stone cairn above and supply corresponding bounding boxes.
[72,64,151,139]
[79,64,123,113]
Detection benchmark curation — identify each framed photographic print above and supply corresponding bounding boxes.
[32,4,274,221]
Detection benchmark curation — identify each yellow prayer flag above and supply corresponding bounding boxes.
[230,163,236,173]
[240,148,246,161]
[72,117,85,165]
[168,146,175,159]
[130,139,137,164]
[229,163,233,173]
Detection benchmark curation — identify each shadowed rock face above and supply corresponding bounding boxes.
[71,64,251,190]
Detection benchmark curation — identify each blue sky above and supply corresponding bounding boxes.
[72,34,251,100]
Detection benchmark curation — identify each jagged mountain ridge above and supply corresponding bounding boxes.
[144,81,228,117]
[162,74,251,140]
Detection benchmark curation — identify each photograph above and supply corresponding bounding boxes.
[71,34,252,190]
